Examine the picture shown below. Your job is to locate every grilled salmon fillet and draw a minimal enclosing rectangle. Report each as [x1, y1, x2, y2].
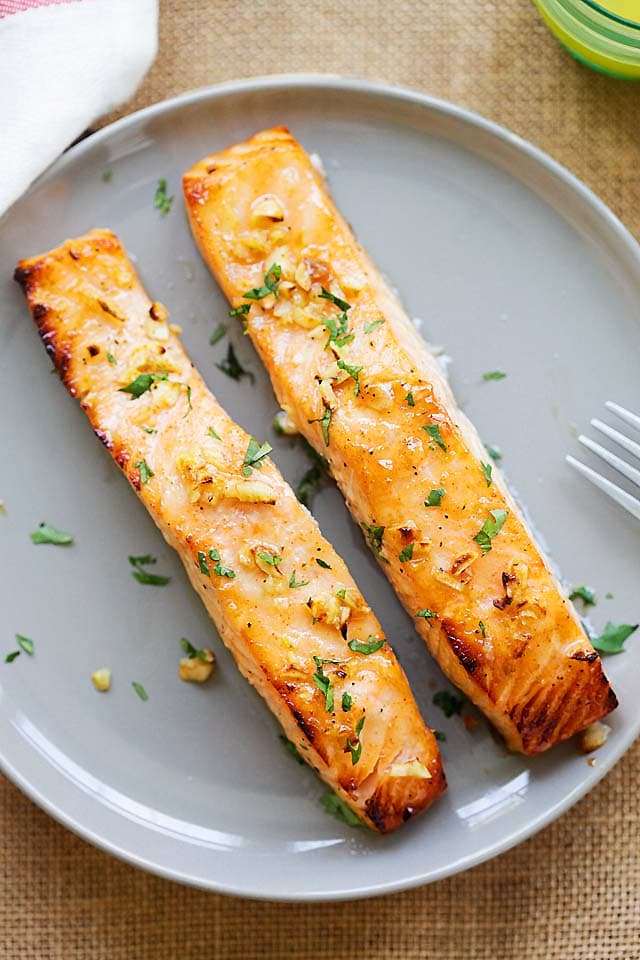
[14, 228, 445, 832]
[183, 128, 617, 754]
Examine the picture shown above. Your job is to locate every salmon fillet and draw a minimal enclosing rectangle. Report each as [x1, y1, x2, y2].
[183, 127, 617, 754]
[14, 228, 445, 832]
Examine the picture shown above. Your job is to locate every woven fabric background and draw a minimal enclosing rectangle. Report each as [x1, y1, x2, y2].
[2, 1, 639, 957]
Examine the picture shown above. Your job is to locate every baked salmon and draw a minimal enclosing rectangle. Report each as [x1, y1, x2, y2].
[14, 228, 445, 832]
[183, 128, 617, 754]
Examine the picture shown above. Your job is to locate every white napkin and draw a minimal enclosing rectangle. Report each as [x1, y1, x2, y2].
[0, 0, 158, 215]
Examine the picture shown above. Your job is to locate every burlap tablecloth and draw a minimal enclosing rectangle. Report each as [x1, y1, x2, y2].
[3, 2, 639, 957]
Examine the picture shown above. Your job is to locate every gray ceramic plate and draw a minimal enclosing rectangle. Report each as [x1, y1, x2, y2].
[1, 76, 639, 901]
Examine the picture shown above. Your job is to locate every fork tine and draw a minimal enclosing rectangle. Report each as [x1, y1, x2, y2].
[566, 455, 640, 520]
[578, 434, 640, 489]
[591, 418, 640, 462]
[606, 401, 640, 434]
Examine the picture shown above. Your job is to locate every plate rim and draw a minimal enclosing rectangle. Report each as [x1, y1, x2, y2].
[1, 73, 639, 901]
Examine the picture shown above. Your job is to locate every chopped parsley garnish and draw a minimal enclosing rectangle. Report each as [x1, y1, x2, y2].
[479, 620, 486, 637]
[198, 550, 210, 575]
[423, 423, 447, 451]
[208, 547, 236, 579]
[16, 634, 34, 656]
[101, 170, 113, 183]
[342, 692, 352, 712]
[399, 543, 414, 562]
[209, 323, 226, 345]
[308, 407, 332, 446]
[606, 592, 614, 599]
[258, 550, 281, 567]
[153, 178, 173, 215]
[434, 730, 447, 742]
[136, 460, 154, 485]
[364, 318, 385, 334]
[5, 651, 20, 664]
[312, 656, 335, 712]
[106, 352, 117, 365]
[289, 570, 309, 588]
[346, 715, 365, 765]
[185, 384, 192, 413]
[590, 621, 638, 655]
[323, 311, 354, 349]
[417, 608, 436, 619]
[295, 449, 328, 507]
[481, 462, 493, 487]
[319, 288, 351, 312]
[131, 569, 171, 587]
[569, 585, 596, 607]
[129, 553, 155, 565]
[336, 359, 363, 396]
[207, 426, 221, 440]
[485, 443, 502, 463]
[482, 370, 507, 381]
[316, 558, 331, 569]
[180, 637, 198, 658]
[242, 437, 272, 475]
[319, 288, 353, 348]
[362, 523, 385, 558]
[405, 390, 415, 406]
[129, 554, 171, 586]
[433, 689, 464, 718]
[474, 509, 509, 556]
[279, 735, 305, 765]
[425, 487, 445, 507]
[30, 523, 73, 546]
[141, 425, 157, 434]
[320, 791, 363, 828]
[229, 303, 251, 317]
[180, 638, 210, 663]
[132, 681, 149, 701]
[347, 737, 363, 766]
[243, 264, 282, 300]
[216, 343, 255, 383]
[119, 372, 168, 398]
[348, 637, 386, 655]
[319, 408, 332, 446]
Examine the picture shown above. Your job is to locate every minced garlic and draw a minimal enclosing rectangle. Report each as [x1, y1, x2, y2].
[177, 453, 276, 507]
[179, 649, 216, 683]
[91, 668, 112, 692]
[577, 721, 611, 754]
[308, 593, 349, 630]
[273, 409, 298, 436]
[389, 760, 432, 780]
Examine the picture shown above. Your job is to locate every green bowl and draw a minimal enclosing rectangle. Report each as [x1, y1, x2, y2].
[535, 0, 640, 77]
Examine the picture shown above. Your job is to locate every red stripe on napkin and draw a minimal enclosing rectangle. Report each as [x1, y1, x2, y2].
[0, 0, 83, 18]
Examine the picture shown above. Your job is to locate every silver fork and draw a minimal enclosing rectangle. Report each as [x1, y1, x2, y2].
[566, 401, 640, 521]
